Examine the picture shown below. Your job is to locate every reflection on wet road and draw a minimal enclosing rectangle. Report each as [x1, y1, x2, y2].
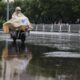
[0, 41, 80, 80]
[0, 42, 32, 80]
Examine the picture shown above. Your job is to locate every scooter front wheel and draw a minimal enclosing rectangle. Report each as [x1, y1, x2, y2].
[12, 37, 16, 42]
[21, 35, 26, 43]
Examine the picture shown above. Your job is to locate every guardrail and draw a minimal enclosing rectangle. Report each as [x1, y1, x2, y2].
[0, 24, 80, 33]
[32, 24, 80, 33]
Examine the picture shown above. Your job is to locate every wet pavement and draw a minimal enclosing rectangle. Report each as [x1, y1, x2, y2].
[0, 41, 80, 80]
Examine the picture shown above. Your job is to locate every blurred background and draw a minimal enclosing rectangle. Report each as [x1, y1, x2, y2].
[0, 0, 80, 27]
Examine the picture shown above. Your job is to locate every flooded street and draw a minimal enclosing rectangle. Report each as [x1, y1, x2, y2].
[0, 39, 80, 80]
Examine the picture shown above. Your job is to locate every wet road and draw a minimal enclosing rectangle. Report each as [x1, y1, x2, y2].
[0, 24, 80, 80]
[0, 41, 80, 80]
[0, 31, 80, 50]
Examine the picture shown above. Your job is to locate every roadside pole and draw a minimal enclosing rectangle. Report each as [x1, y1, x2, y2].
[7, 0, 9, 21]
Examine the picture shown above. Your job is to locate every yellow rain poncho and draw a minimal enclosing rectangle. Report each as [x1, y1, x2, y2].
[3, 12, 32, 33]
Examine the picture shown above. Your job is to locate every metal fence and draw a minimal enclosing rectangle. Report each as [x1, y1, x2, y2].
[0, 24, 80, 33]
[32, 24, 80, 33]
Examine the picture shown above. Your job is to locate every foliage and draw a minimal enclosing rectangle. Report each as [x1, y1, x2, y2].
[0, 17, 5, 27]
[0, 0, 80, 26]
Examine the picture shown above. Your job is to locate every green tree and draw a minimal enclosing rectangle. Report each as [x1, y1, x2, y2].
[0, 0, 80, 25]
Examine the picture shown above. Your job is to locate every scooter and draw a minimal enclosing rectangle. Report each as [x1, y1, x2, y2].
[9, 26, 30, 43]
[3, 17, 32, 43]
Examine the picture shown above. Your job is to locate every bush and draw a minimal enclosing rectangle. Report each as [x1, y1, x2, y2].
[0, 17, 5, 28]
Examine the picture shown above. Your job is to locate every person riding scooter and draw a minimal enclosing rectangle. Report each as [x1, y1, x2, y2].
[3, 6, 32, 42]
